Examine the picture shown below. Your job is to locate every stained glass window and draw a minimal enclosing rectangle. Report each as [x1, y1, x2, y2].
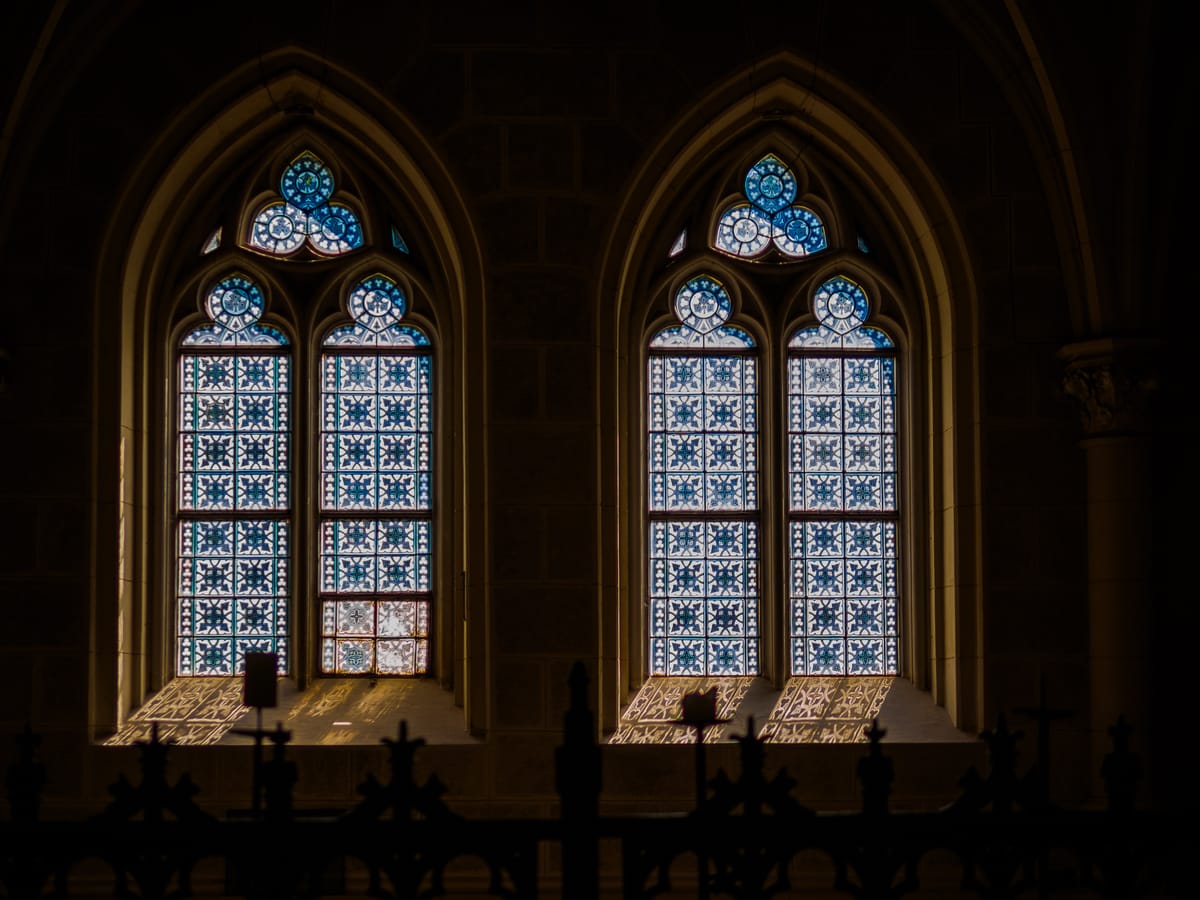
[713, 155, 828, 260]
[177, 274, 290, 676]
[787, 276, 898, 675]
[248, 151, 365, 258]
[320, 274, 432, 675]
[648, 275, 759, 676]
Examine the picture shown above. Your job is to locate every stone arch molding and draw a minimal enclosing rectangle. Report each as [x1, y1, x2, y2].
[91, 52, 487, 735]
[598, 52, 985, 732]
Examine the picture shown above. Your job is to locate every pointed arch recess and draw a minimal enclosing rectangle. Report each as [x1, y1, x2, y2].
[91, 52, 486, 737]
[597, 53, 984, 733]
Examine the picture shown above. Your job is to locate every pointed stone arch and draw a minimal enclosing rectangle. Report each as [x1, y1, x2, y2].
[91, 51, 487, 736]
[597, 52, 984, 733]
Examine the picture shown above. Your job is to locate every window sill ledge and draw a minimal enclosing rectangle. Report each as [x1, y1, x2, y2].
[103, 676, 475, 746]
[608, 675, 971, 744]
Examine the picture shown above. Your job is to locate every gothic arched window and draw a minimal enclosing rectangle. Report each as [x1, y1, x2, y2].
[169, 147, 440, 684]
[637, 150, 902, 705]
[648, 275, 759, 676]
[320, 274, 433, 675]
[788, 276, 898, 676]
[177, 274, 292, 675]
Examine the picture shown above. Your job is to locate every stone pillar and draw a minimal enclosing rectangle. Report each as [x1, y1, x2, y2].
[1059, 338, 1160, 803]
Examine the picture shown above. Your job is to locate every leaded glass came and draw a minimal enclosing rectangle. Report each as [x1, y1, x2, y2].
[648, 274, 759, 676]
[787, 275, 898, 675]
[177, 274, 290, 676]
[320, 274, 432, 675]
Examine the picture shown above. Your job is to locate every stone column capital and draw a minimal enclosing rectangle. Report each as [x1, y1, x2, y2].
[1058, 337, 1162, 436]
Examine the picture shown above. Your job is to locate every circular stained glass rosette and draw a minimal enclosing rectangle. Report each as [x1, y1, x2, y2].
[250, 202, 309, 255]
[674, 275, 731, 335]
[349, 276, 407, 332]
[716, 203, 773, 257]
[771, 206, 827, 257]
[745, 155, 797, 215]
[813, 276, 870, 335]
[309, 203, 364, 256]
[281, 153, 335, 212]
[206, 275, 265, 332]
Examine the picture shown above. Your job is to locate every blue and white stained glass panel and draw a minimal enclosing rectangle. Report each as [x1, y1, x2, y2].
[320, 335, 433, 675]
[789, 520, 897, 675]
[320, 520, 432, 594]
[649, 520, 759, 676]
[321, 353, 433, 511]
[787, 356, 896, 513]
[177, 520, 289, 675]
[324, 324, 430, 347]
[771, 206, 828, 257]
[183, 276, 289, 346]
[250, 202, 309, 255]
[787, 306, 899, 676]
[789, 325, 894, 349]
[649, 325, 755, 349]
[246, 152, 365, 257]
[648, 355, 758, 512]
[309, 203, 364, 256]
[319, 519, 431, 675]
[179, 355, 291, 511]
[281, 152, 335, 210]
[715, 202, 773, 257]
[745, 155, 797, 214]
[711, 154, 828, 261]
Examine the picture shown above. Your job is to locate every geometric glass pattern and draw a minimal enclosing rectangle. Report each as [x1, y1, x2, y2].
[182, 275, 289, 346]
[177, 273, 290, 675]
[177, 520, 289, 676]
[248, 151, 365, 258]
[787, 275, 898, 675]
[713, 154, 828, 260]
[321, 274, 432, 674]
[648, 274, 759, 675]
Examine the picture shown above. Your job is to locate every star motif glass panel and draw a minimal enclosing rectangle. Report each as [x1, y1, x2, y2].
[789, 520, 897, 675]
[649, 520, 759, 675]
[179, 355, 291, 511]
[648, 273, 759, 676]
[177, 275, 290, 678]
[321, 354, 432, 512]
[787, 278, 898, 675]
[320, 277, 432, 676]
[177, 520, 290, 676]
[648, 355, 758, 512]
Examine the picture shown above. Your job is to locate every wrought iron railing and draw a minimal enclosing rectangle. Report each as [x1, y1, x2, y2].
[0, 664, 1180, 899]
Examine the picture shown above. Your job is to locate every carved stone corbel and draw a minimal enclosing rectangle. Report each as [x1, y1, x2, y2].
[1058, 338, 1162, 436]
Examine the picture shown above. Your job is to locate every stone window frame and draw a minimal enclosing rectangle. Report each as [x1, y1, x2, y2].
[602, 93, 983, 738]
[92, 67, 486, 741]
[168, 140, 447, 683]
